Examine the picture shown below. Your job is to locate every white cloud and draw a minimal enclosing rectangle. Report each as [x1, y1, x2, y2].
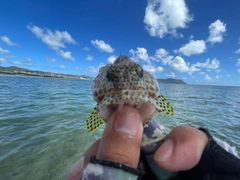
[87, 66, 98, 73]
[13, 61, 21, 65]
[155, 48, 169, 60]
[227, 74, 230, 77]
[165, 72, 175, 78]
[85, 55, 93, 61]
[143, 0, 193, 38]
[235, 49, 240, 54]
[27, 24, 77, 51]
[129, 47, 174, 66]
[129, 47, 150, 62]
[194, 58, 220, 69]
[238, 69, 240, 73]
[58, 50, 74, 61]
[107, 55, 117, 63]
[46, 57, 56, 63]
[143, 64, 164, 73]
[91, 39, 114, 53]
[154, 48, 174, 64]
[12, 58, 33, 66]
[156, 66, 164, 72]
[0, 58, 7, 63]
[82, 46, 90, 51]
[186, 58, 219, 75]
[0, 47, 9, 54]
[27, 24, 77, 61]
[204, 74, 212, 81]
[169, 56, 189, 72]
[125, 47, 222, 77]
[60, 65, 66, 69]
[205, 74, 211, 80]
[177, 40, 206, 56]
[161, 56, 174, 65]
[207, 20, 226, 44]
[237, 59, 240, 67]
[0, 36, 17, 46]
[215, 75, 223, 79]
[128, 47, 209, 75]
[188, 65, 200, 75]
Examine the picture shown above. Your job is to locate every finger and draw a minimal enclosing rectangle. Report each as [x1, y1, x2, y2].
[153, 126, 209, 171]
[97, 105, 143, 168]
[66, 140, 101, 180]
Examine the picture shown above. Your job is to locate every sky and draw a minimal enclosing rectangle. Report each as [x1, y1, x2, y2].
[0, 0, 240, 86]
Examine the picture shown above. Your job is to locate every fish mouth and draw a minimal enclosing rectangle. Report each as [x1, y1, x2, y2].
[97, 100, 157, 124]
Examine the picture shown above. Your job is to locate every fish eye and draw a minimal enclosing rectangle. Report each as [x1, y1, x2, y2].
[136, 64, 144, 77]
[99, 66, 105, 73]
[140, 68, 144, 77]
[105, 65, 112, 79]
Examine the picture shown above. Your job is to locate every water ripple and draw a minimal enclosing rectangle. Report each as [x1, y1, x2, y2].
[0, 77, 240, 179]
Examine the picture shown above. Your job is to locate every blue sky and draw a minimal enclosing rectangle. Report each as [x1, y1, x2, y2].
[0, 0, 240, 86]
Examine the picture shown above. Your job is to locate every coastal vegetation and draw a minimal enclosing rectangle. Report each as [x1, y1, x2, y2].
[0, 66, 94, 80]
[0, 66, 187, 84]
[157, 78, 186, 84]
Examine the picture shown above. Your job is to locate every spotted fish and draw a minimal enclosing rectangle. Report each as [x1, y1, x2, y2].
[86, 55, 174, 133]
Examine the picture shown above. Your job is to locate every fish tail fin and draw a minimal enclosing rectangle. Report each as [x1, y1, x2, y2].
[156, 94, 175, 115]
[86, 106, 104, 133]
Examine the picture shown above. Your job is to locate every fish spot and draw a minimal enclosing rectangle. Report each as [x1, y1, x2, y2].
[94, 90, 97, 97]
[148, 92, 156, 98]
[98, 95, 104, 102]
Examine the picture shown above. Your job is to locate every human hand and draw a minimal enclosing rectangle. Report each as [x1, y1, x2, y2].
[67, 106, 209, 179]
[153, 126, 209, 172]
[67, 105, 143, 180]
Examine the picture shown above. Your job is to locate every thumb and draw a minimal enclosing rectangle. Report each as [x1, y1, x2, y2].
[96, 105, 143, 168]
[153, 126, 209, 171]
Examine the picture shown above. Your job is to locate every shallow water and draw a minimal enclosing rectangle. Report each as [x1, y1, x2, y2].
[0, 76, 239, 179]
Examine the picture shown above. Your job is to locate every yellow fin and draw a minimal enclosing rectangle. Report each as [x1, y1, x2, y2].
[86, 105, 104, 133]
[156, 94, 175, 115]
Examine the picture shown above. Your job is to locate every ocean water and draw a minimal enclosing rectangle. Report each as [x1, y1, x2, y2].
[0, 76, 240, 179]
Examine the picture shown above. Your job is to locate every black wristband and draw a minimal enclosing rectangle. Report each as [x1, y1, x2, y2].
[89, 156, 141, 176]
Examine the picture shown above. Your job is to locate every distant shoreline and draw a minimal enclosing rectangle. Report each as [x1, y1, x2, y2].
[0, 66, 187, 84]
[0, 73, 93, 80]
[157, 78, 187, 84]
[0, 72, 187, 85]
[0, 66, 94, 80]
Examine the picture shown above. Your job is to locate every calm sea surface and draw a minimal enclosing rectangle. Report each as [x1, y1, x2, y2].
[0, 76, 240, 179]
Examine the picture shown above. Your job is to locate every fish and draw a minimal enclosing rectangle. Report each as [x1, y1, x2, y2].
[86, 55, 174, 133]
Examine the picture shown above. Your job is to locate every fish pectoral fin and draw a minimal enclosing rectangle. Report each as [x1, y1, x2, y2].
[156, 94, 175, 115]
[86, 105, 104, 133]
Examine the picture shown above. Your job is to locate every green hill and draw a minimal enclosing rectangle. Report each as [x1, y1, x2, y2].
[157, 78, 187, 84]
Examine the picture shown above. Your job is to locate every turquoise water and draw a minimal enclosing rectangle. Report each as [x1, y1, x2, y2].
[0, 76, 240, 179]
